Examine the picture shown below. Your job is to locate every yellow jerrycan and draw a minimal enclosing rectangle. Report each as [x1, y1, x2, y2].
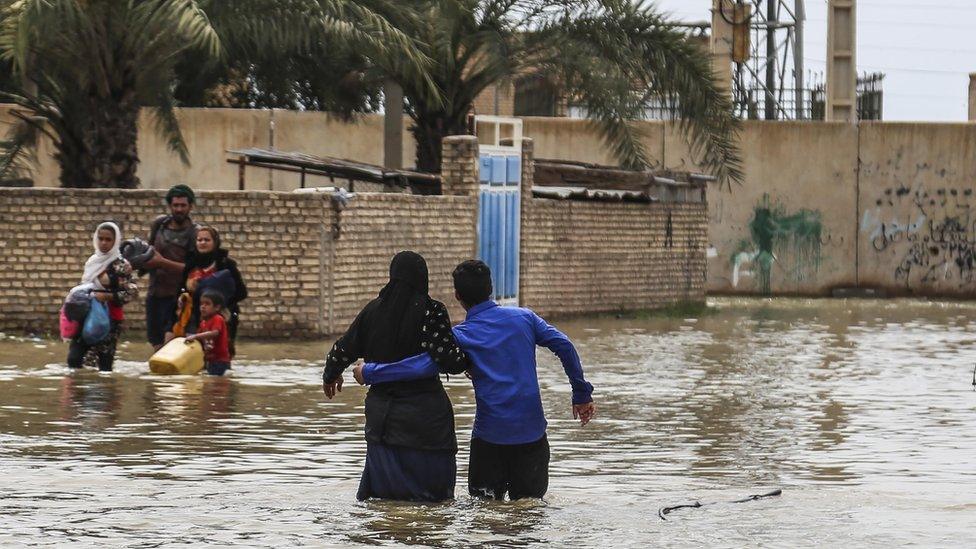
[149, 337, 205, 375]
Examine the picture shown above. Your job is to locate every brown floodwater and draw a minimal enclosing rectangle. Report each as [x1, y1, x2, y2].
[1, 297, 975, 547]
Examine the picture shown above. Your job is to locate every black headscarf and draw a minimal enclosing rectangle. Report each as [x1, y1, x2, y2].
[363, 251, 431, 362]
[185, 227, 226, 269]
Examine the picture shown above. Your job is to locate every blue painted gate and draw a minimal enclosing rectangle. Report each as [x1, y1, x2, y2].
[477, 152, 521, 305]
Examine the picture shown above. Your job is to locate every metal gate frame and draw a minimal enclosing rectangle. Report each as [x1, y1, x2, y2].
[475, 116, 522, 306]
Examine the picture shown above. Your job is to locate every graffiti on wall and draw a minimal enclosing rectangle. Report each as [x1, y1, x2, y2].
[731, 194, 823, 295]
[861, 185, 976, 289]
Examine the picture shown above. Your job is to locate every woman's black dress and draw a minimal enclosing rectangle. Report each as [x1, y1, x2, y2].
[322, 252, 469, 501]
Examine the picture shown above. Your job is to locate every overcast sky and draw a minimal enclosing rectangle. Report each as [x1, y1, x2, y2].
[655, 0, 976, 121]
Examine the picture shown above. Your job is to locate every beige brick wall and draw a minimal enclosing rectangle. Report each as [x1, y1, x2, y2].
[0, 187, 478, 339]
[329, 194, 478, 333]
[472, 82, 516, 117]
[0, 135, 708, 339]
[0, 188, 332, 338]
[520, 199, 707, 317]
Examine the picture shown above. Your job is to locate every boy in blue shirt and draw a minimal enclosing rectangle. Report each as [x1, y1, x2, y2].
[353, 259, 595, 500]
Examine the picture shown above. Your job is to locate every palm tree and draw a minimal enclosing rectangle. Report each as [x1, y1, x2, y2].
[0, 0, 428, 188]
[375, 0, 742, 182]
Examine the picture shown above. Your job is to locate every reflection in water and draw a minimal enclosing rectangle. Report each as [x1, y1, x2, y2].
[1, 298, 976, 546]
[58, 373, 121, 426]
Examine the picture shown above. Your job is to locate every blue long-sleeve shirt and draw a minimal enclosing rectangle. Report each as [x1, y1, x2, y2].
[363, 300, 593, 445]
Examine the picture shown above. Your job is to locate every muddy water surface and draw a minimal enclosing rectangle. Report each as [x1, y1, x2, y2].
[1, 298, 975, 547]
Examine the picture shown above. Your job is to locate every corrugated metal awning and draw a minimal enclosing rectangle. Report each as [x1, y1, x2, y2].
[532, 186, 657, 202]
[226, 148, 440, 192]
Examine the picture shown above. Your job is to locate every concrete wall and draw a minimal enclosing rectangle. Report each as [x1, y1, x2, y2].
[705, 122, 858, 295]
[6, 107, 417, 192]
[11, 104, 976, 297]
[858, 123, 976, 296]
[523, 117, 667, 168]
[138, 109, 270, 191]
[528, 118, 976, 297]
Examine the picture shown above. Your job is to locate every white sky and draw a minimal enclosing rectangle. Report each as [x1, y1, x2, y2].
[655, 0, 976, 121]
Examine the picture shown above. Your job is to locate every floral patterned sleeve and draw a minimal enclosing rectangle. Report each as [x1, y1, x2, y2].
[107, 258, 138, 305]
[421, 300, 471, 375]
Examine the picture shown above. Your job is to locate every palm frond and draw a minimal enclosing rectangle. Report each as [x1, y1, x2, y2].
[148, 89, 190, 165]
[537, 1, 742, 182]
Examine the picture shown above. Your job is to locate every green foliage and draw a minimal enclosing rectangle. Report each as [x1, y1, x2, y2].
[0, 0, 427, 187]
[0, 0, 742, 185]
[0, 0, 223, 186]
[372, 0, 742, 179]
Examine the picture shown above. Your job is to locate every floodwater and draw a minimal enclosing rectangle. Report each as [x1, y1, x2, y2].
[1, 298, 975, 547]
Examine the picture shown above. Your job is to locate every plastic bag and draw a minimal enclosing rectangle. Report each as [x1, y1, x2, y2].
[59, 307, 80, 340]
[196, 269, 237, 304]
[82, 298, 111, 345]
[62, 283, 93, 322]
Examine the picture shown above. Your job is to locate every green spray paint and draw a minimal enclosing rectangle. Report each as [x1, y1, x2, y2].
[731, 194, 823, 294]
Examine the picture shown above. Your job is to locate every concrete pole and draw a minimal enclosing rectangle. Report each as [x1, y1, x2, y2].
[826, 0, 857, 123]
[383, 79, 404, 169]
[710, 0, 735, 95]
[794, 0, 806, 119]
[969, 73, 976, 121]
[765, 0, 777, 120]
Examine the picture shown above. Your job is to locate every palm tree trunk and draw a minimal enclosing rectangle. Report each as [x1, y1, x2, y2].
[59, 98, 140, 188]
[410, 113, 468, 174]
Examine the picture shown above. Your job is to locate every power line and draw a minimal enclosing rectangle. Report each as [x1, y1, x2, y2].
[824, 0, 976, 9]
[883, 92, 965, 100]
[806, 41, 976, 55]
[806, 18, 976, 31]
[856, 1, 976, 10]
[803, 57, 968, 75]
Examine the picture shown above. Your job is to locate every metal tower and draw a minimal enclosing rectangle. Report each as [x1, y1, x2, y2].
[725, 0, 807, 120]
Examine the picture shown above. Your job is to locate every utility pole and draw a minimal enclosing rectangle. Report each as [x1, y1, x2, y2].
[826, 0, 857, 122]
[794, 0, 805, 119]
[383, 80, 404, 169]
[710, 0, 736, 95]
[969, 73, 976, 121]
[765, 0, 777, 120]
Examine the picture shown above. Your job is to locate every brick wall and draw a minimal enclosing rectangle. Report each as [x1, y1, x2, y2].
[516, 136, 707, 317]
[472, 82, 516, 117]
[0, 188, 332, 338]
[329, 194, 478, 332]
[520, 199, 707, 317]
[0, 135, 708, 339]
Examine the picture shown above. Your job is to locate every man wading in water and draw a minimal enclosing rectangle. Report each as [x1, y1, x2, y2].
[356, 259, 595, 500]
[142, 185, 200, 351]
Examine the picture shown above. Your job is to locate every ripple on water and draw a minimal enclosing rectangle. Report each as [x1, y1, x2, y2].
[1, 297, 976, 546]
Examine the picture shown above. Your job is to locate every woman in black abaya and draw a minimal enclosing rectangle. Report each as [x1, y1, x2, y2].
[322, 251, 470, 501]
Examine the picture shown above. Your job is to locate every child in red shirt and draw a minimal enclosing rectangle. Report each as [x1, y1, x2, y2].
[185, 290, 231, 376]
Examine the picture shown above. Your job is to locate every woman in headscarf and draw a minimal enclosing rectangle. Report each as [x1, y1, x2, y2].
[170, 226, 247, 355]
[67, 221, 137, 371]
[322, 251, 471, 502]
